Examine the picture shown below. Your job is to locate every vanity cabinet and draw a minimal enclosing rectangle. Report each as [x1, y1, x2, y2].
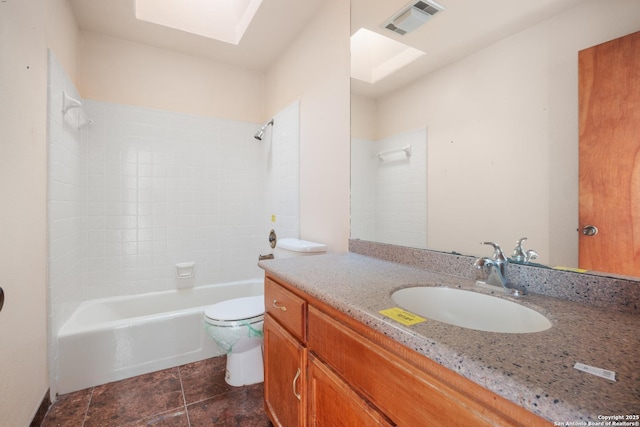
[264, 275, 551, 427]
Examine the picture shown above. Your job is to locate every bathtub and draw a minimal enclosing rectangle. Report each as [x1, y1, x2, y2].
[57, 279, 264, 394]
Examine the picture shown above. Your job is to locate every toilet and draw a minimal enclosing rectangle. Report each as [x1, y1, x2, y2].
[203, 237, 326, 386]
[204, 295, 265, 386]
[275, 237, 328, 258]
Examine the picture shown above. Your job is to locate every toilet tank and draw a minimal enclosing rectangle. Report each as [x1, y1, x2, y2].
[275, 238, 327, 258]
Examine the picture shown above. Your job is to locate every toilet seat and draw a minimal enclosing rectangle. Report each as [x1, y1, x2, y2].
[204, 295, 264, 324]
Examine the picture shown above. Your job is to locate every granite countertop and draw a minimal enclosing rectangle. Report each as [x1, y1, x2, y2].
[259, 253, 640, 424]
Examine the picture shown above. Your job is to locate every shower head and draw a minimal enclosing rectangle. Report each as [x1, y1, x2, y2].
[254, 119, 274, 140]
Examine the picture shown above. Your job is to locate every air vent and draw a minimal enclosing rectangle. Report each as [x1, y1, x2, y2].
[383, 0, 445, 35]
[413, 1, 442, 16]
[384, 22, 407, 36]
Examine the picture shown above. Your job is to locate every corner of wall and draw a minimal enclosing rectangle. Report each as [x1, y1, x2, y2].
[46, 0, 80, 85]
[265, 0, 351, 253]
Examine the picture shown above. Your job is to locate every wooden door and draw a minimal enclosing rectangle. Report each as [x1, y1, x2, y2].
[578, 31, 640, 275]
[263, 314, 307, 427]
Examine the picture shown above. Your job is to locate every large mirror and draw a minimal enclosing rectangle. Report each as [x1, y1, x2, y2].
[350, 0, 640, 277]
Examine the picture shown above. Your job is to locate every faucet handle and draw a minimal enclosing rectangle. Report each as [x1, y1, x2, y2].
[511, 237, 539, 264]
[512, 237, 528, 262]
[525, 249, 539, 263]
[481, 241, 507, 262]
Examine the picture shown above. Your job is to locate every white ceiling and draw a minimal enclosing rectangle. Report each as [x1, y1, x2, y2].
[351, 0, 587, 98]
[69, 0, 588, 99]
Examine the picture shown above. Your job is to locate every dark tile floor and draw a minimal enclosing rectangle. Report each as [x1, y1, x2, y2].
[41, 356, 272, 427]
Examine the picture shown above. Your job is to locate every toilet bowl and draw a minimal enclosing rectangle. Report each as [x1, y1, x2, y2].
[204, 295, 265, 386]
[203, 238, 326, 386]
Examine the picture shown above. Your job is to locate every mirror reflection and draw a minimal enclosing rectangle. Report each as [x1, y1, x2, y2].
[350, 0, 640, 277]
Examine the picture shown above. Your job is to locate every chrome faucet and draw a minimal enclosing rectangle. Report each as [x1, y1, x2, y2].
[511, 237, 539, 264]
[474, 241, 507, 286]
[474, 242, 526, 297]
[481, 241, 507, 274]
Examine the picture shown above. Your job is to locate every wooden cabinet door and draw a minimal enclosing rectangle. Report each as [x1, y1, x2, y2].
[264, 313, 307, 427]
[308, 355, 394, 427]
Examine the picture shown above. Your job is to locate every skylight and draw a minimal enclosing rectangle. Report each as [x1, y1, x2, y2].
[135, 0, 263, 45]
[350, 28, 426, 84]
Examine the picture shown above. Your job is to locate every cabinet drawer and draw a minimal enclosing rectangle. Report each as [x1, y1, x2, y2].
[265, 277, 306, 342]
[308, 306, 542, 427]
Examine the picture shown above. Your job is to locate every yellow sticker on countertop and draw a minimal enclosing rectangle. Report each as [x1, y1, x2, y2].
[554, 266, 588, 273]
[379, 308, 426, 326]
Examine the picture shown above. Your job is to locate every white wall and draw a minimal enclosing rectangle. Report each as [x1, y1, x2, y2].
[265, 0, 351, 252]
[0, 0, 78, 424]
[366, 0, 640, 266]
[351, 93, 377, 141]
[78, 32, 266, 123]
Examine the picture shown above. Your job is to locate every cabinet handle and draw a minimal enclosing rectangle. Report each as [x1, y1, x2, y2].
[292, 368, 301, 401]
[272, 299, 287, 311]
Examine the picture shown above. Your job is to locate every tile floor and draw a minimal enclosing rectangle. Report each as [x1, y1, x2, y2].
[41, 356, 272, 427]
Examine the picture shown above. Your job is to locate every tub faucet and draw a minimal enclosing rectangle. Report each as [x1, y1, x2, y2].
[474, 242, 526, 297]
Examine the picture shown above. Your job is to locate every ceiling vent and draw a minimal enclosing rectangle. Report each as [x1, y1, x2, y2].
[383, 0, 445, 36]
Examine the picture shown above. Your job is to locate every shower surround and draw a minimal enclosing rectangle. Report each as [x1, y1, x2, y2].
[351, 128, 427, 248]
[79, 100, 270, 296]
[47, 52, 299, 397]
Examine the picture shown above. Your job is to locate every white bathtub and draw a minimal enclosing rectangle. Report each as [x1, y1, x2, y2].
[57, 279, 264, 394]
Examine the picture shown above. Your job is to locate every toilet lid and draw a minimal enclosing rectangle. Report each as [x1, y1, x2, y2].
[204, 295, 264, 321]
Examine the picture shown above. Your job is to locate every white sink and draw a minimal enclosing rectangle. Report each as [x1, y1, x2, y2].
[391, 287, 552, 333]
